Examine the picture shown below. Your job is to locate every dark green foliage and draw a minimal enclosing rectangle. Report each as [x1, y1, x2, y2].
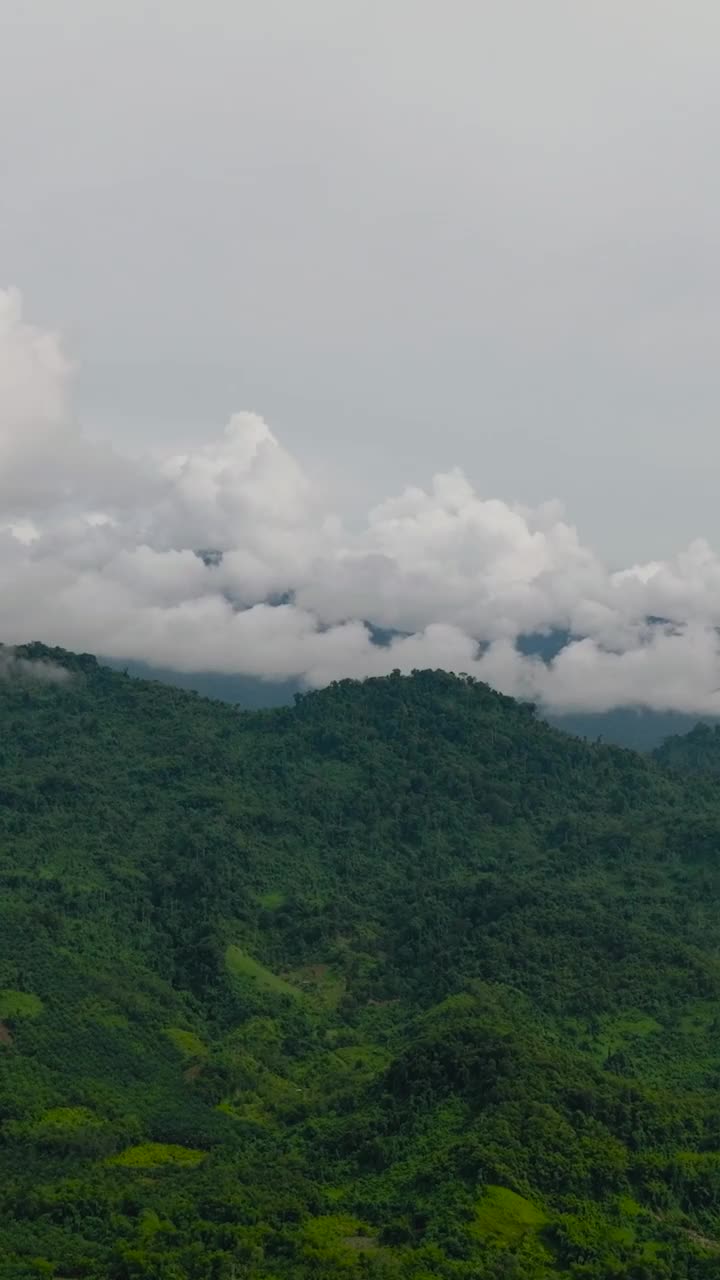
[1, 646, 720, 1277]
[105, 648, 720, 751]
[654, 722, 720, 774]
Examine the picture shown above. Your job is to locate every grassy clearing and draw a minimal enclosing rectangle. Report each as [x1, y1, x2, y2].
[609, 1224, 635, 1246]
[109, 1142, 206, 1169]
[164, 1027, 208, 1059]
[258, 890, 287, 910]
[301, 1215, 376, 1267]
[225, 945, 301, 1000]
[25, 1107, 109, 1149]
[0, 990, 43, 1019]
[471, 1186, 547, 1243]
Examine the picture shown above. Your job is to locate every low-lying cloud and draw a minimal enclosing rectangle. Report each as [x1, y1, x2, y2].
[3, 287, 720, 714]
[0, 647, 70, 684]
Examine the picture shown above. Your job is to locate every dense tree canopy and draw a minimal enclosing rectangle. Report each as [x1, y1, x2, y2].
[1, 646, 720, 1277]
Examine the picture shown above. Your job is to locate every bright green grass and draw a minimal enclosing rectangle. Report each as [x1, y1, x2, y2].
[221, 1098, 272, 1128]
[29, 1107, 107, 1145]
[301, 1214, 376, 1267]
[0, 990, 43, 1019]
[258, 890, 287, 910]
[609, 1225, 635, 1246]
[164, 1027, 207, 1059]
[109, 1142, 206, 1169]
[225, 945, 300, 999]
[641, 1241, 664, 1262]
[36, 1106, 100, 1131]
[674, 1149, 720, 1167]
[471, 1186, 547, 1243]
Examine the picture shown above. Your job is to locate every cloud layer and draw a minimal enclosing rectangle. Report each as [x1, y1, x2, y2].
[3, 288, 720, 714]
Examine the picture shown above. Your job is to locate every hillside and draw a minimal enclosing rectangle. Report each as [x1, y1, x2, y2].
[108, 655, 720, 751]
[1, 648, 720, 1278]
[653, 722, 720, 775]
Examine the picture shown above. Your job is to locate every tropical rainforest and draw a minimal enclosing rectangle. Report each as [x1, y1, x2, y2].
[112, 653, 719, 750]
[2, 645, 720, 1278]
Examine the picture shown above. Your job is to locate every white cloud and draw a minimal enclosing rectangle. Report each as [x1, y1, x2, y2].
[0, 289, 152, 517]
[5, 288, 720, 713]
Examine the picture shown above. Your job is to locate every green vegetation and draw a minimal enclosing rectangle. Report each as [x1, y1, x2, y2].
[471, 1186, 548, 1242]
[164, 1027, 208, 1059]
[225, 944, 302, 999]
[0, 990, 43, 1019]
[654, 720, 720, 772]
[258, 888, 287, 910]
[109, 1142, 207, 1169]
[2, 644, 720, 1276]
[301, 1216, 377, 1270]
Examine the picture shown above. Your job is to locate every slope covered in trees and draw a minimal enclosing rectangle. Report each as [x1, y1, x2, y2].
[1, 647, 720, 1278]
[653, 722, 720, 775]
[109, 654, 720, 750]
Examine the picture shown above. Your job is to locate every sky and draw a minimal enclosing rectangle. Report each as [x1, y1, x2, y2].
[4, 2, 720, 712]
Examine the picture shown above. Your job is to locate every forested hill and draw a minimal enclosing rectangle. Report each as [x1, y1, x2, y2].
[108, 654, 720, 749]
[653, 721, 720, 775]
[3, 647, 720, 1278]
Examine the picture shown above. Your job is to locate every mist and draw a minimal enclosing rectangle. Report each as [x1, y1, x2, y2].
[0, 645, 70, 684]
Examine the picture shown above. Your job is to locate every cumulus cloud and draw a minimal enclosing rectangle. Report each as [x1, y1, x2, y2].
[4, 288, 720, 713]
[0, 289, 156, 519]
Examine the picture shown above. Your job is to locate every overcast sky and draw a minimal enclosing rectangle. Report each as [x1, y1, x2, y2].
[2, 1, 720, 563]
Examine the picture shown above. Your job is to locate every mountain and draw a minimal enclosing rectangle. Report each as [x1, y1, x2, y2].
[2, 646, 720, 1277]
[108, 656, 299, 708]
[106, 635, 720, 751]
[653, 721, 720, 774]
[545, 707, 718, 751]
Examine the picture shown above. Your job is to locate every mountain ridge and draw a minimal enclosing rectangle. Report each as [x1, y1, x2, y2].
[102, 648, 720, 751]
